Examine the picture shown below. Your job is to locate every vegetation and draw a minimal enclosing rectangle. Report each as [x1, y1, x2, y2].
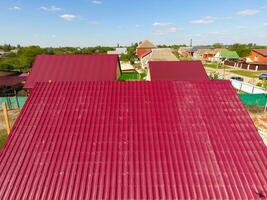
[205, 62, 230, 69]
[0, 131, 7, 149]
[120, 43, 138, 64]
[229, 69, 262, 78]
[208, 72, 220, 80]
[120, 72, 146, 81]
[0, 44, 116, 71]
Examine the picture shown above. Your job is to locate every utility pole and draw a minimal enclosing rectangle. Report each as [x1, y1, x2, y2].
[190, 39, 193, 47]
[2, 102, 11, 135]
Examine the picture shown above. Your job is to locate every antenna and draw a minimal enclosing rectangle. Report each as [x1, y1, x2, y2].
[190, 39, 193, 47]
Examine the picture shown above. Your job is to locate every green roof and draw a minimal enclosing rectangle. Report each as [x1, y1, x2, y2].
[220, 50, 239, 59]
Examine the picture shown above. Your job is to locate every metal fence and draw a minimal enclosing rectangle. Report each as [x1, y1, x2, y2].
[230, 79, 267, 94]
[0, 97, 27, 110]
[224, 60, 267, 71]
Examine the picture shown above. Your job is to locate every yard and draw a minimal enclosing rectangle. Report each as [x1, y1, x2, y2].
[228, 69, 264, 78]
[205, 62, 231, 70]
[120, 72, 146, 81]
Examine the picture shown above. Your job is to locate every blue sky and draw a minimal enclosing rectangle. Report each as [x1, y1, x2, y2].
[0, 0, 267, 47]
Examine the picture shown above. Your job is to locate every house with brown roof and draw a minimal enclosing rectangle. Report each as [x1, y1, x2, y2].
[140, 48, 179, 69]
[246, 49, 267, 64]
[136, 40, 156, 58]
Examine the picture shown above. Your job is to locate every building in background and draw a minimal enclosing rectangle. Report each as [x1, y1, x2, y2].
[245, 49, 267, 64]
[213, 50, 240, 63]
[107, 47, 127, 55]
[136, 40, 156, 58]
[141, 48, 178, 69]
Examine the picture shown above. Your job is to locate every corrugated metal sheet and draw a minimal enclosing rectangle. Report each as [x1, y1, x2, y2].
[0, 81, 267, 199]
[24, 54, 120, 89]
[149, 61, 209, 81]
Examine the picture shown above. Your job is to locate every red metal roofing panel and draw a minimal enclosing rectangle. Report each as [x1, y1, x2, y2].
[24, 54, 119, 89]
[0, 81, 267, 199]
[149, 61, 209, 81]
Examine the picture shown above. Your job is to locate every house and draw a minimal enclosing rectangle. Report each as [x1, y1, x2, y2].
[136, 40, 156, 58]
[24, 54, 121, 89]
[178, 46, 191, 57]
[140, 48, 179, 69]
[192, 49, 211, 60]
[0, 81, 267, 199]
[0, 49, 6, 58]
[147, 61, 208, 81]
[245, 49, 267, 64]
[107, 47, 127, 55]
[213, 50, 239, 63]
[187, 46, 211, 57]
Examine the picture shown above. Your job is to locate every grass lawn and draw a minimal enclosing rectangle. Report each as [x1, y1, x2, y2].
[120, 72, 146, 81]
[0, 131, 7, 149]
[205, 63, 230, 69]
[229, 70, 263, 78]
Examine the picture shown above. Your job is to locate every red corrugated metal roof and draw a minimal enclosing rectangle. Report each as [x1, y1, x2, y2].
[24, 54, 120, 89]
[149, 61, 209, 81]
[0, 81, 267, 199]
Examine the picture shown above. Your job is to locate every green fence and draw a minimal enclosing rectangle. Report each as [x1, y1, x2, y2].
[0, 97, 27, 109]
[239, 94, 267, 107]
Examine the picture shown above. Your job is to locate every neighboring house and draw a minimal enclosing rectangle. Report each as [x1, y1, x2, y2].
[136, 40, 156, 58]
[1, 81, 267, 199]
[107, 47, 127, 55]
[187, 46, 211, 57]
[178, 46, 191, 57]
[245, 49, 267, 64]
[141, 48, 178, 69]
[201, 48, 227, 61]
[147, 61, 208, 81]
[193, 49, 210, 60]
[213, 50, 239, 63]
[24, 54, 121, 89]
[0, 49, 6, 58]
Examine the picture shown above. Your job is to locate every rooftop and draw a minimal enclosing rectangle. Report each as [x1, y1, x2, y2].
[253, 49, 267, 57]
[24, 54, 120, 89]
[137, 40, 156, 49]
[149, 61, 208, 81]
[0, 81, 266, 199]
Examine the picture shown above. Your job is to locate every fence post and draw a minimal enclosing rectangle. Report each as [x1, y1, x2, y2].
[2, 102, 11, 135]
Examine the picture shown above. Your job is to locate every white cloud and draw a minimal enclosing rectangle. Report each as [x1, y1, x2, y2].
[152, 22, 179, 35]
[237, 9, 260, 16]
[60, 14, 77, 21]
[40, 5, 62, 12]
[191, 16, 215, 24]
[10, 6, 21, 10]
[264, 22, 267, 26]
[153, 22, 173, 27]
[91, 1, 102, 4]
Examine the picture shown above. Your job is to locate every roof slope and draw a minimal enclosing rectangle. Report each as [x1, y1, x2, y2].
[220, 50, 240, 59]
[149, 61, 208, 81]
[1, 81, 267, 199]
[253, 49, 267, 57]
[24, 54, 119, 89]
[145, 48, 179, 61]
[137, 40, 156, 49]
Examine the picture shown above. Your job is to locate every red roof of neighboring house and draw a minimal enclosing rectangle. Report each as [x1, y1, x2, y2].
[149, 61, 208, 81]
[24, 54, 120, 89]
[0, 81, 267, 200]
[0, 76, 26, 86]
[253, 49, 267, 57]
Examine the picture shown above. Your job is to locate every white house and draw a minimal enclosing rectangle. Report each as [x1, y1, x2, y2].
[108, 47, 127, 55]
